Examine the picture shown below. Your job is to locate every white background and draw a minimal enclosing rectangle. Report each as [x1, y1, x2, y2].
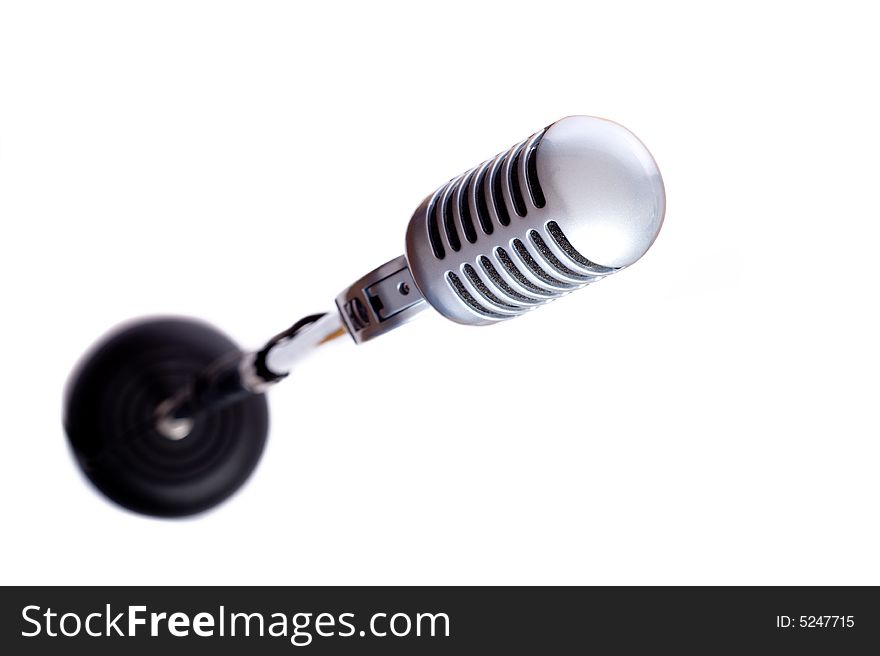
[1, 1, 878, 585]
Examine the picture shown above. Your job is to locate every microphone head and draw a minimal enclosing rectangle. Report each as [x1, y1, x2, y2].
[404, 116, 665, 325]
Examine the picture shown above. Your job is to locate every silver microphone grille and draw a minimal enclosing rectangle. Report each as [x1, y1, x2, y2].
[404, 115, 665, 325]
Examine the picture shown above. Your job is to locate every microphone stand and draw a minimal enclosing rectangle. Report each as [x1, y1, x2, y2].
[153, 252, 430, 440]
[153, 312, 345, 441]
[64, 255, 425, 517]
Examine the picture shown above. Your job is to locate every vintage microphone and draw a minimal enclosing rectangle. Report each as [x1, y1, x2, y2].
[64, 116, 666, 517]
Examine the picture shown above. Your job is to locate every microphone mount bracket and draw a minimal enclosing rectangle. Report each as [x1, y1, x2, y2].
[335, 255, 427, 344]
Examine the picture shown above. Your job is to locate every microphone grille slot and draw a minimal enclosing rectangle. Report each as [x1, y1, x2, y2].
[427, 196, 446, 260]
[474, 164, 494, 236]
[458, 170, 478, 244]
[489, 153, 511, 227]
[546, 221, 617, 274]
[442, 181, 462, 252]
[525, 135, 546, 208]
[446, 271, 507, 319]
[508, 142, 528, 218]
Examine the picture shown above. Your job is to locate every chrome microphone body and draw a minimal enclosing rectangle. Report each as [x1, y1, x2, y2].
[337, 115, 665, 343]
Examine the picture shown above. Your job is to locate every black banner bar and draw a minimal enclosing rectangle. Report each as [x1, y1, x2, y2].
[2, 586, 877, 654]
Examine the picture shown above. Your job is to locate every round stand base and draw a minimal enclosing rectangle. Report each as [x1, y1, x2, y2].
[64, 317, 269, 517]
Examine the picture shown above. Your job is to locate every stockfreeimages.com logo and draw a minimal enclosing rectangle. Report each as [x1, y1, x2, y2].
[22, 605, 450, 647]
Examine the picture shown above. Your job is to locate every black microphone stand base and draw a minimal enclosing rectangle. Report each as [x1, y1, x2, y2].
[64, 317, 269, 518]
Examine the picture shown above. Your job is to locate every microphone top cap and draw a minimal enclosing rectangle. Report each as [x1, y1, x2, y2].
[539, 115, 664, 269]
